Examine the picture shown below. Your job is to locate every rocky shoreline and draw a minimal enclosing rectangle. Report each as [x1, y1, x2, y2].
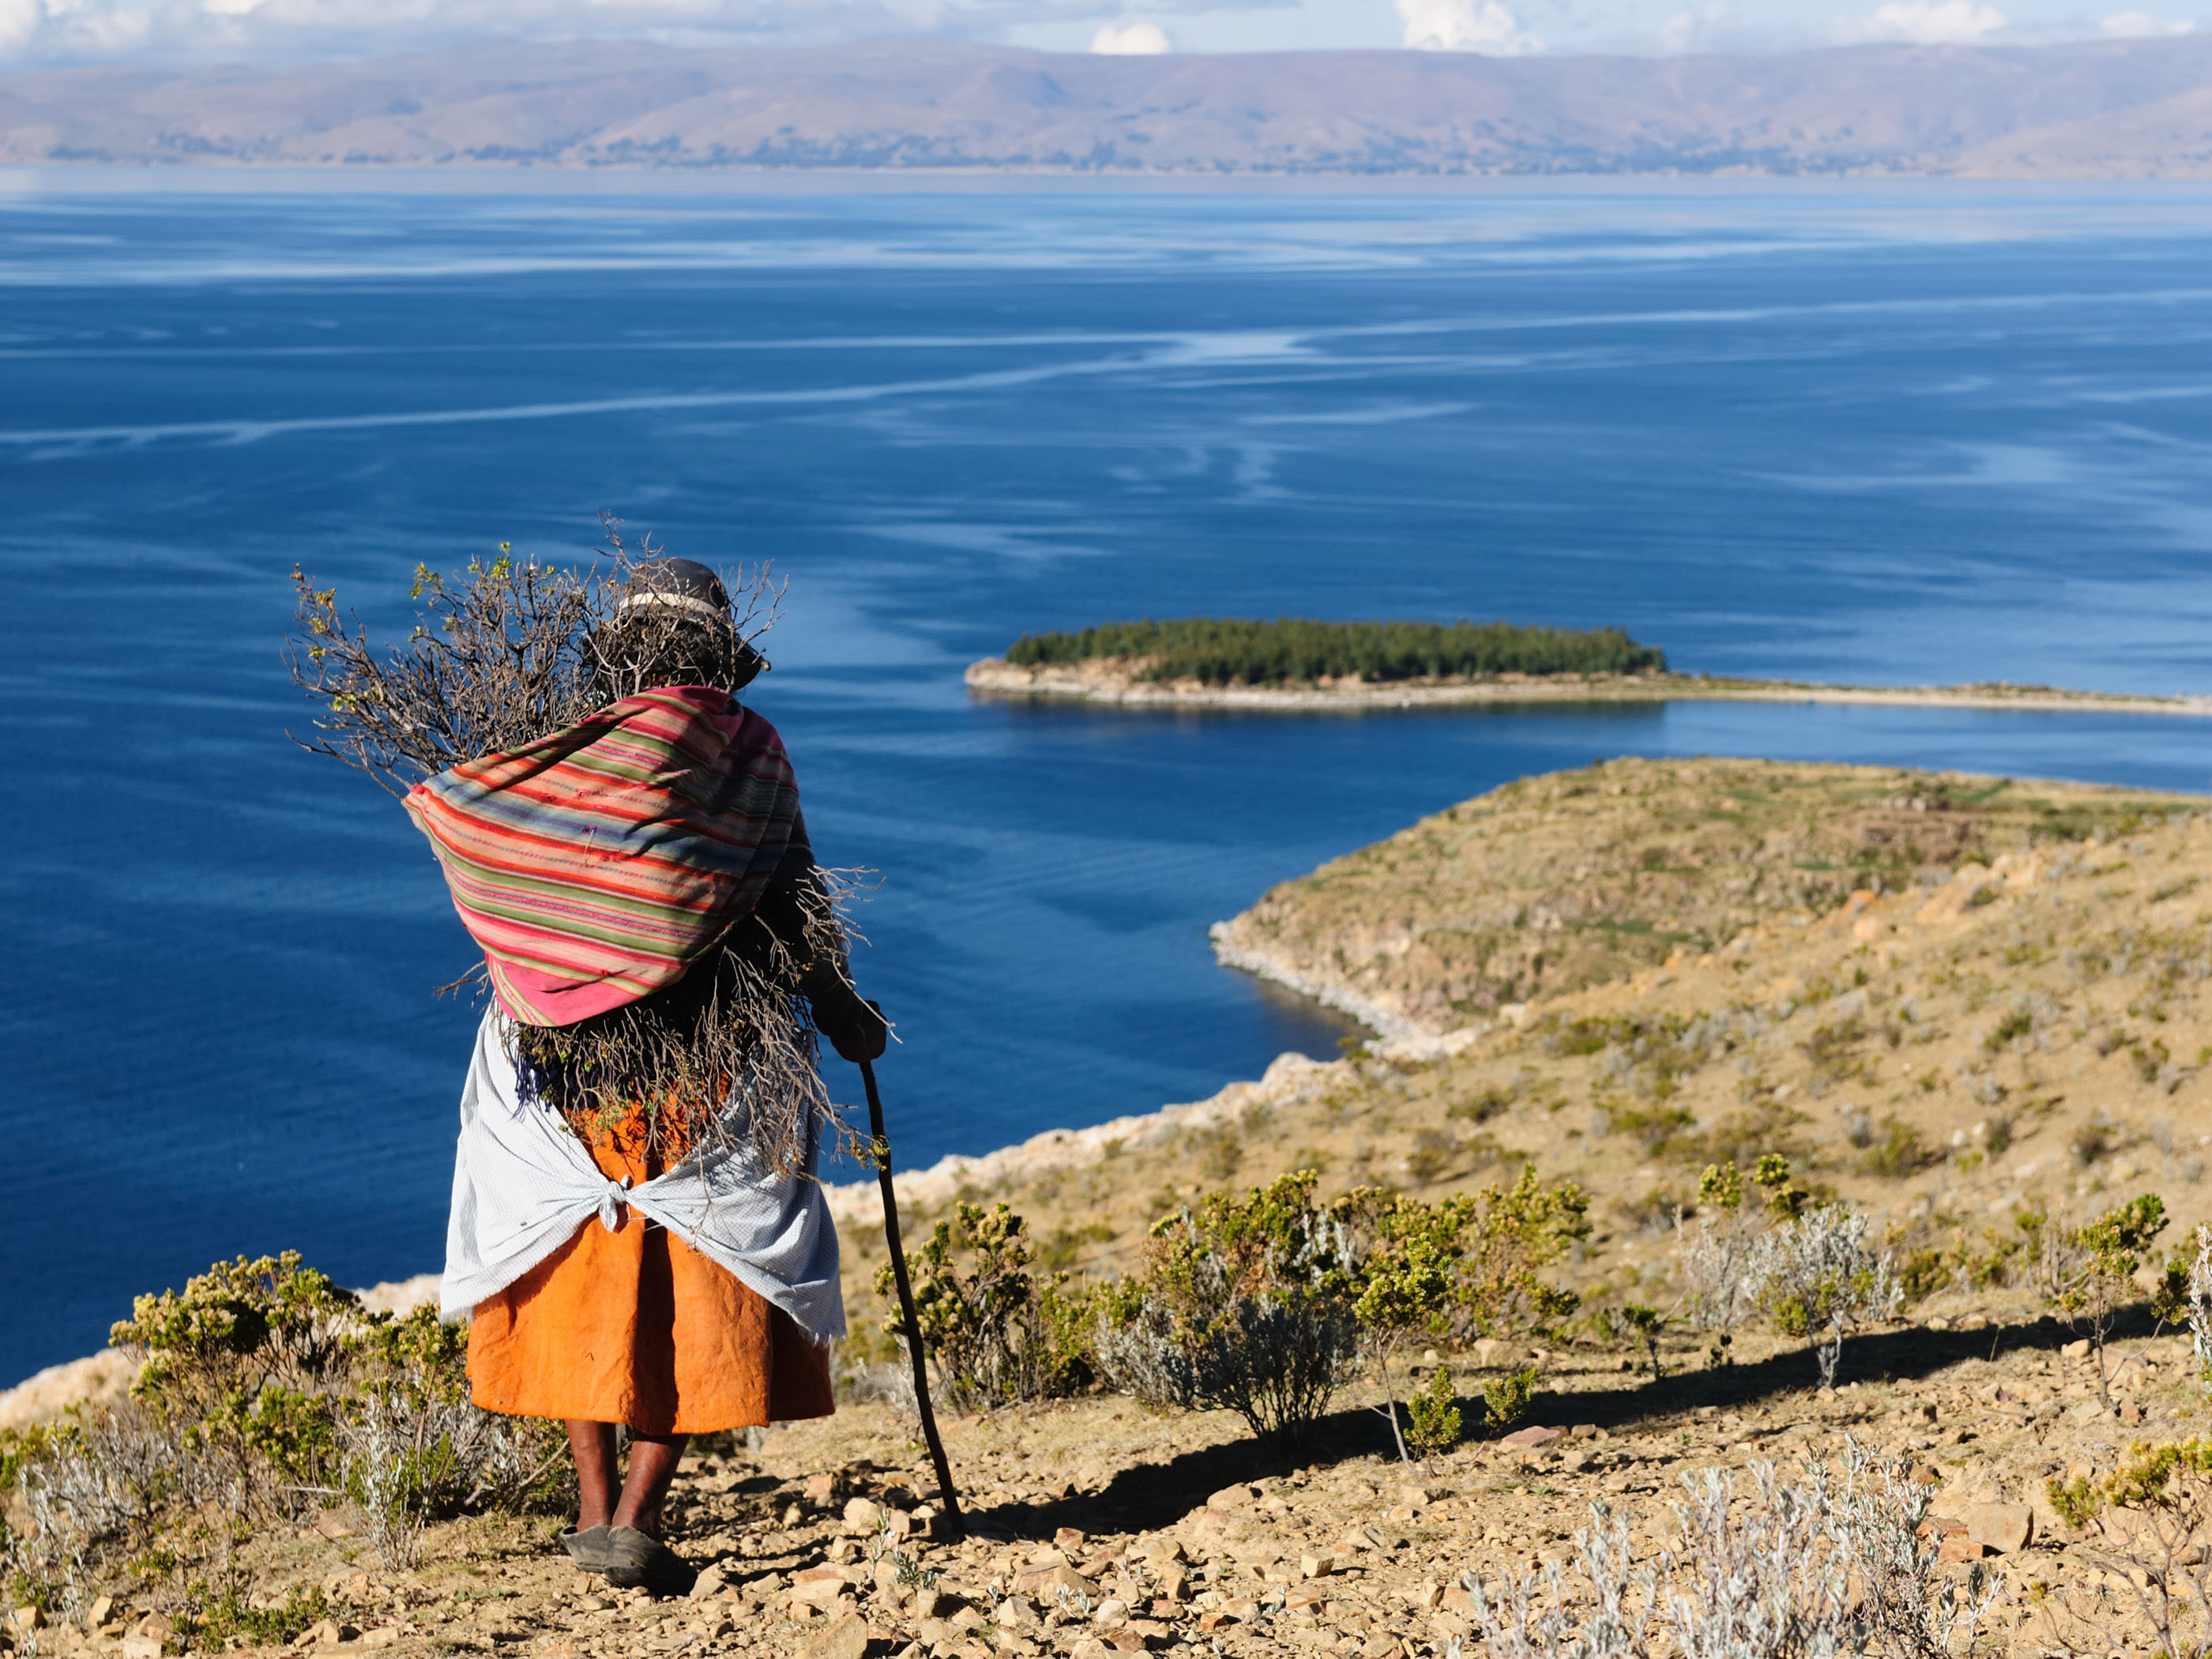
[1205, 927, 1426, 1039]
[965, 657, 2212, 717]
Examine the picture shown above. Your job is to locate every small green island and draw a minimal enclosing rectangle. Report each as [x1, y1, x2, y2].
[969, 615, 2212, 717]
[1003, 616, 1665, 685]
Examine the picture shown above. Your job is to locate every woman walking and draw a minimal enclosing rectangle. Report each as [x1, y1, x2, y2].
[299, 550, 882, 1593]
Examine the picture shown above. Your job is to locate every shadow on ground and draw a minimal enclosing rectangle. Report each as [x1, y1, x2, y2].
[957, 1307, 2141, 1541]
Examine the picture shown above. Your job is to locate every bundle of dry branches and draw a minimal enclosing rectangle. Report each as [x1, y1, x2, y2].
[287, 516, 780, 795]
[288, 517, 858, 1173]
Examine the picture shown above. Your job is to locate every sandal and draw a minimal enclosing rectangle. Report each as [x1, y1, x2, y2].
[560, 1525, 613, 1574]
[602, 1525, 698, 1595]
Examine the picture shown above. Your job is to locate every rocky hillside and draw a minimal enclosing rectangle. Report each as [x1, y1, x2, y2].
[1210, 757, 2204, 1036]
[840, 757, 2212, 1319]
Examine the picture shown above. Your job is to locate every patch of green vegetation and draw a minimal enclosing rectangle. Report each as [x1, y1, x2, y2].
[1684, 1102, 1809, 1170]
[1446, 1085, 1513, 1125]
[189, 1582, 340, 1650]
[1189, 1124, 1243, 1183]
[1544, 1012, 1691, 1058]
[1003, 617, 1666, 686]
[1405, 1130, 1458, 1185]
[1856, 1115, 1939, 1179]
[1604, 1102, 1697, 1156]
[1036, 1221, 1116, 1273]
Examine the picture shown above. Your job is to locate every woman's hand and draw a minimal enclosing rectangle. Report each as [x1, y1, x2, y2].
[829, 999, 889, 1064]
[799, 960, 889, 1063]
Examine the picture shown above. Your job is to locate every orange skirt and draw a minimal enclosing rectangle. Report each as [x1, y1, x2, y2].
[468, 1107, 833, 1435]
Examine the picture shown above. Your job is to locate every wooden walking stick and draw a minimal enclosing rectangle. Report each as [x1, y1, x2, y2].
[859, 1057, 966, 1542]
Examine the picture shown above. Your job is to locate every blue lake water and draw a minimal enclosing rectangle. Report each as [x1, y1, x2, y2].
[6, 173, 2212, 1379]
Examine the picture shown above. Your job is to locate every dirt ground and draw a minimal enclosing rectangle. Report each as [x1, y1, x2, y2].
[25, 1317, 2203, 1658]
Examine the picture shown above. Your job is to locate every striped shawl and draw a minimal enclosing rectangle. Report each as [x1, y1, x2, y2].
[404, 687, 803, 1028]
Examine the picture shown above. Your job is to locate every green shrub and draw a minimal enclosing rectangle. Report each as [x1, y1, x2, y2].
[1190, 1124, 1244, 1183]
[1453, 1164, 1592, 1340]
[1604, 1102, 1696, 1156]
[110, 1251, 356, 1492]
[187, 1582, 338, 1649]
[1621, 1304, 1666, 1379]
[1003, 617, 1665, 686]
[1896, 1247, 1951, 1303]
[1744, 1203, 1901, 1387]
[1688, 1103, 1809, 1172]
[1447, 1086, 1512, 1125]
[876, 1202, 1097, 1411]
[1097, 1172, 1359, 1446]
[1094, 1168, 1586, 1451]
[0, 1424, 56, 1495]
[2057, 1193, 2169, 1407]
[337, 1306, 570, 1570]
[2174, 1224, 2212, 1398]
[1479, 1366, 1539, 1435]
[1674, 1159, 1770, 1330]
[6, 1252, 570, 1611]
[1405, 1129, 1456, 1185]
[2071, 1119, 2119, 1166]
[1984, 1009, 2034, 1051]
[1751, 1152, 1814, 1219]
[1405, 1366, 1463, 1460]
[2043, 1437, 2212, 1655]
[1, 1401, 191, 1616]
[1338, 1190, 1465, 1463]
[1035, 1221, 1115, 1273]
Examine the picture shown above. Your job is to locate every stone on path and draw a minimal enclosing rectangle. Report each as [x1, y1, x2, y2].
[802, 1611, 872, 1659]
[1961, 1503, 2033, 1554]
[1498, 1426, 1560, 1449]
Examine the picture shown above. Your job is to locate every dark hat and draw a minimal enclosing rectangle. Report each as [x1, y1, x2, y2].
[612, 558, 769, 689]
[616, 558, 731, 627]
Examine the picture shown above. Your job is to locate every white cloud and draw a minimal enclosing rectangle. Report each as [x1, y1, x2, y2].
[1832, 0, 2007, 42]
[0, 0, 42, 51]
[2100, 9, 2193, 33]
[1657, 0, 1733, 51]
[0, 0, 2186, 66]
[1089, 17, 1168, 51]
[1396, 0, 1539, 52]
[0, 0, 991, 62]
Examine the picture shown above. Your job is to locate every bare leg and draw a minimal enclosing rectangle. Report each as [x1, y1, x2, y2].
[613, 1431, 688, 1539]
[566, 1420, 619, 1531]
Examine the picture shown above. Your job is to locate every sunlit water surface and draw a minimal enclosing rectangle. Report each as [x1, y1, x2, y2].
[5, 174, 2212, 1375]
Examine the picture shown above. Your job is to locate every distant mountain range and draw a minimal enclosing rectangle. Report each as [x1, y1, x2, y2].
[6, 36, 2212, 175]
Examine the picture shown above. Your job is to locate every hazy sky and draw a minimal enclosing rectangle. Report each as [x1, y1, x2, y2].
[0, 0, 2199, 66]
